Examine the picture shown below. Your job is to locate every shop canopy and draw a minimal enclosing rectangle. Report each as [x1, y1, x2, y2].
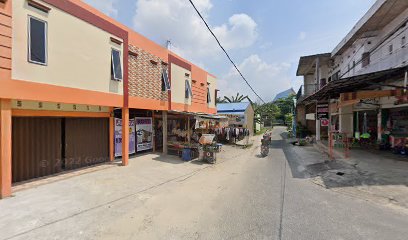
[300, 67, 407, 103]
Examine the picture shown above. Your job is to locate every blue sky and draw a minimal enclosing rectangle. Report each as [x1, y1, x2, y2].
[85, 0, 376, 102]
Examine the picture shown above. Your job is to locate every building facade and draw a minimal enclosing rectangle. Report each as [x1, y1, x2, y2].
[295, 0, 408, 146]
[217, 102, 254, 135]
[0, 0, 218, 198]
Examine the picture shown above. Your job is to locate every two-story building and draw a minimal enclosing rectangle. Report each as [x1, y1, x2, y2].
[295, 0, 408, 148]
[295, 53, 331, 139]
[0, 0, 217, 198]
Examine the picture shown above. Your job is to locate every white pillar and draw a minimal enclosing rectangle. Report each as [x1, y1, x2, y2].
[316, 113, 321, 141]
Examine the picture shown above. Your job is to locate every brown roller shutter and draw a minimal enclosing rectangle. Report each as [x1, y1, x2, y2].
[64, 118, 109, 170]
[12, 117, 62, 183]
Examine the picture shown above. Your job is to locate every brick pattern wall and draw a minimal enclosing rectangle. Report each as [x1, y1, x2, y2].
[128, 44, 168, 101]
[0, 1, 12, 80]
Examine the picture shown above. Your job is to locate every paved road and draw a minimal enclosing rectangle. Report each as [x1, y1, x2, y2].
[1, 127, 407, 240]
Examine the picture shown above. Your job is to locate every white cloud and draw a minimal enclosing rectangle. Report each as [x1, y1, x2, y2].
[213, 14, 258, 49]
[132, 0, 257, 62]
[299, 31, 306, 40]
[84, 0, 118, 17]
[219, 55, 292, 103]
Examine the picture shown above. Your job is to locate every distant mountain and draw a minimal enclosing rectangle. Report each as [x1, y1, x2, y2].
[273, 88, 295, 101]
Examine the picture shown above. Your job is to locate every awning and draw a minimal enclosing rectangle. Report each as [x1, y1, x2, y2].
[300, 67, 407, 103]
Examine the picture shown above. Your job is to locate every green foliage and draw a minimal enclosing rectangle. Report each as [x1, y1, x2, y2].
[223, 93, 251, 103]
[254, 102, 280, 124]
[274, 94, 295, 121]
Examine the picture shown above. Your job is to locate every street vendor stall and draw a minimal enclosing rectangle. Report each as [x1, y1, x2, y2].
[165, 111, 199, 160]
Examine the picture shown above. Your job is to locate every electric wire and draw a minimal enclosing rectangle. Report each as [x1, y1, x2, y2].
[187, 0, 266, 104]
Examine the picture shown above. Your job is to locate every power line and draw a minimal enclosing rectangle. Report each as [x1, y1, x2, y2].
[187, 0, 266, 104]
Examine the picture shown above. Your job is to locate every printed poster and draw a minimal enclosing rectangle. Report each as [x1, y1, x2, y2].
[136, 117, 153, 152]
[114, 118, 136, 157]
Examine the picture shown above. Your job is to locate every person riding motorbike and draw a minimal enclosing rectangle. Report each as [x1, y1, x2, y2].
[260, 132, 271, 157]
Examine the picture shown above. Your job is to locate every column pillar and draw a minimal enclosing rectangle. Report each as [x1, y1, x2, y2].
[162, 111, 168, 155]
[109, 115, 114, 161]
[152, 111, 156, 152]
[316, 103, 321, 141]
[122, 108, 129, 166]
[187, 116, 191, 145]
[0, 99, 12, 198]
[377, 109, 382, 142]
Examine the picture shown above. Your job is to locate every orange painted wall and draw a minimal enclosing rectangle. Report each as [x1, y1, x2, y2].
[128, 96, 168, 111]
[6, 0, 217, 114]
[1, 79, 123, 107]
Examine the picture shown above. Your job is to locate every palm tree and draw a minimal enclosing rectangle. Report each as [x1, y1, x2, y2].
[216, 97, 226, 104]
[223, 93, 251, 103]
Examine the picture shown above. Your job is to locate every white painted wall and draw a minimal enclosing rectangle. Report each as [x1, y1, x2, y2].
[207, 75, 217, 109]
[334, 8, 408, 79]
[171, 63, 192, 105]
[12, 0, 124, 94]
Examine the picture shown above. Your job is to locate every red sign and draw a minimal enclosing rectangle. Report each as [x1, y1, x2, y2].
[321, 119, 329, 127]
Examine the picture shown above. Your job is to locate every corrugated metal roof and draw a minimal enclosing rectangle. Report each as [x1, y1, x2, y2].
[217, 102, 250, 113]
[217, 111, 245, 115]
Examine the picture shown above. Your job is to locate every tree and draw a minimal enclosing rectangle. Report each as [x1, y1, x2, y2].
[274, 94, 295, 121]
[254, 102, 281, 124]
[223, 93, 251, 103]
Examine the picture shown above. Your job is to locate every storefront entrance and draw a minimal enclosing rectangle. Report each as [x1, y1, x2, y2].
[12, 117, 109, 183]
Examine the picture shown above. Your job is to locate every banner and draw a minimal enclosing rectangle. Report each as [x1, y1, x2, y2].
[129, 119, 136, 154]
[136, 117, 153, 152]
[114, 118, 136, 157]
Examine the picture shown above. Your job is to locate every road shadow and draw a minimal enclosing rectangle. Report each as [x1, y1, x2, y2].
[278, 132, 408, 189]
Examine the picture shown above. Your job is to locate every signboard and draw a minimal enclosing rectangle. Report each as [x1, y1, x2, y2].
[306, 113, 315, 120]
[136, 117, 153, 152]
[321, 118, 329, 127]
[114, 118, 136, 157]
[317, 104, 329, 120]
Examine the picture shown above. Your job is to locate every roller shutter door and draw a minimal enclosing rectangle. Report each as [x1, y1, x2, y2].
[64, 118, 109, 170]
[12, 117, 62, 183]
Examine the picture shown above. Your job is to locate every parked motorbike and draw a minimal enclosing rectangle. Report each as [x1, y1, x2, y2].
[260, 133, 271, 157]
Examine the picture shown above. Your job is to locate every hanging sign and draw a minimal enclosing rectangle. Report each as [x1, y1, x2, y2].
[317, 104, 329, 120]
[114, 118, 136, 157]
[136, 117, 153, 152]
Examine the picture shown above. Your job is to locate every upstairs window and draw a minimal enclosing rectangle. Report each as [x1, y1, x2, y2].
[362, 52, 370, 67]
[402, 36, 406, 48]
[161, 68, 170, 91]
[207, 87, 211, 103]
[185, 80, 193, 99]
[388, 44, 393, 55]
[28, 16, 47, 65]
[111, 49, 122, 81]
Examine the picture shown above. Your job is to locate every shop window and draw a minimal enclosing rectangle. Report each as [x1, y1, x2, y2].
[207, 87, 211, 103]
[161, 68, 170, 91]
[111, 49, 122, 81]
[28, 16, 47, 65]
[185, 80, 193, 99]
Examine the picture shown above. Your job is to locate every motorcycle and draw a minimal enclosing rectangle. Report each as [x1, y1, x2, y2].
[260, 133, 271, 157]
